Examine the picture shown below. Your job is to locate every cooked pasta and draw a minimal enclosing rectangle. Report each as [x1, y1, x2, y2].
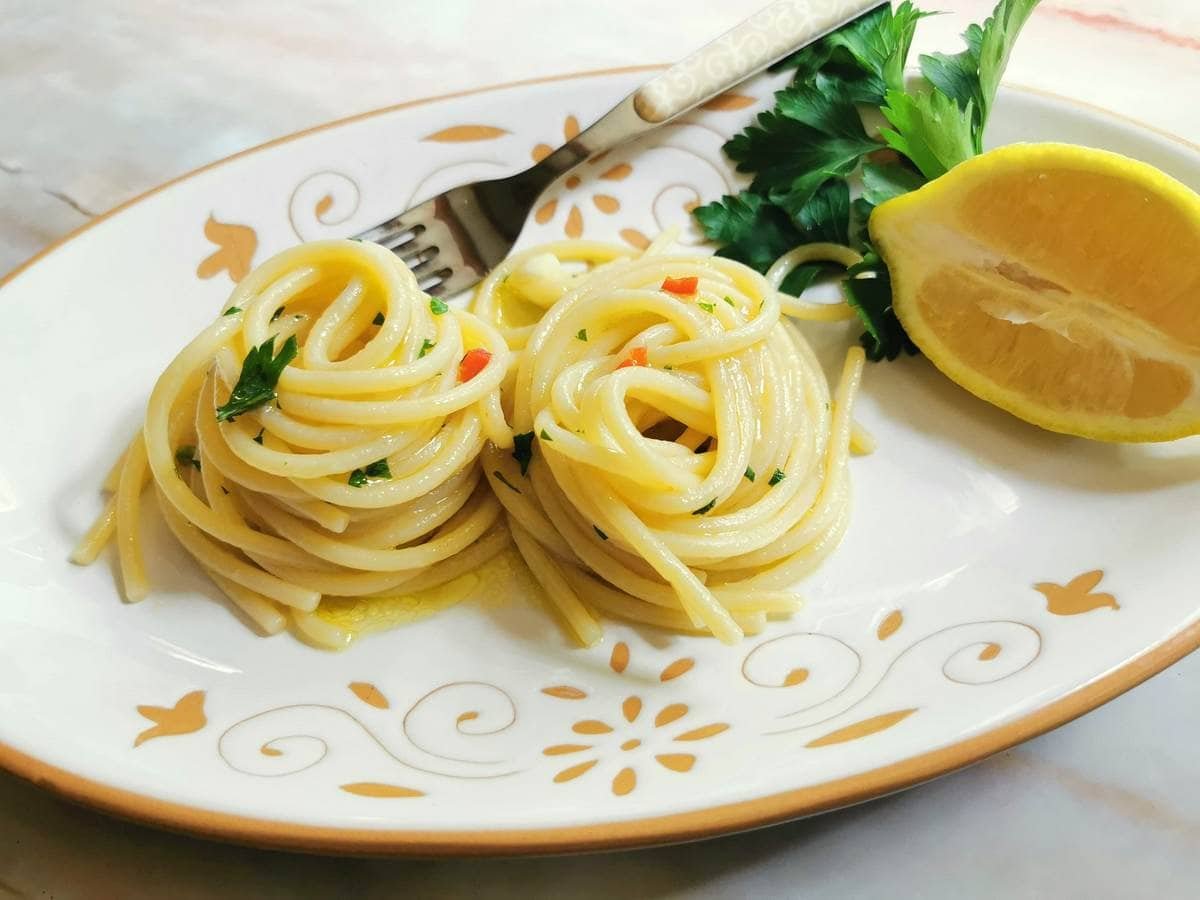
[474, 239, 866, 645]
[73, 239, 512, 648]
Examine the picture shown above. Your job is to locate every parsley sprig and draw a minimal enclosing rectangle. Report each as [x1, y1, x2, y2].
[215, 335, 298, 422]
[695, 0, 1039, 360]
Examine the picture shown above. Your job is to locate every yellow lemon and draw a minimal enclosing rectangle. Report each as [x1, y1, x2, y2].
[870, 143, 1200, 442]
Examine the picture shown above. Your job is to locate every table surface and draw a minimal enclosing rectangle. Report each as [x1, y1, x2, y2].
[3, 1, 1199, 896]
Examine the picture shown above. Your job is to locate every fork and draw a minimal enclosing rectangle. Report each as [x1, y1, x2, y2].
[354, 0, 884, 296]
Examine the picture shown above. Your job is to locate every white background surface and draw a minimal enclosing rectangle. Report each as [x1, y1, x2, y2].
[2, 1, 1199, 896]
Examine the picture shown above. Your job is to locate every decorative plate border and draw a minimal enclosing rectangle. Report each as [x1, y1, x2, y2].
[1, 66, 1198, 857]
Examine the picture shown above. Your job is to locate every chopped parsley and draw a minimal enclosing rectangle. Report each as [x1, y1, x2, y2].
[348, 458, 392, 487]
[253, 428, 265, 445]
[373, 312, 385, 326]
[698, 301, 715, 313]
[723, 296, 735, 307]
[174, 445, 201, 471]
[512, 431, 535, 476]
[493, 469, 522, 493]
[593, 525, 608, 540]
[418, 338, 436, 358]
[215, 335, 298, 422]
[744, 467, 756, 482]
[694, 0, 1038, 360]
[576, 328, 588, 342]
[430, 297, 449, 315]
[768, 468, 787, 486]
[692, 499, 717, 516]
[540, 428, 553, 441]
[223, 306, 241, 316]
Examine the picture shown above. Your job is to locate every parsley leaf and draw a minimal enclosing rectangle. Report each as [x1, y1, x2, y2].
[692, 499, 717, 516]
[698, 301, 715, 313]
[348, 458, 392, 487]
[576, 328, 588, 341]
[223, 306, 241, 316]
[881, 87, 976, 180]
[744, 467, 756, 482]
[430, 298, 449, 315]
[768, 469, 787, 486]
[215, 335, 298, 422]
[540, 428, 553, 441]
[373, 312, 385, 326]
[418, 338, 436, 358]
[695, 192, 804, 273]
[844, 255, 919, 361]
[512, 431, 535, 476]
[723, 296, 735, 307]
[175, 445, 201, 471]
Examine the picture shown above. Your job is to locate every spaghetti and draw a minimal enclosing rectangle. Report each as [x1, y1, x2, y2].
[73, 239, 512, 648]
[475, 239, 866, 645]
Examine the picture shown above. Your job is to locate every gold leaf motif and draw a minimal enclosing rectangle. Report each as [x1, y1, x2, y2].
[877, 610, 903, 640]
[134, 690, 206, 748]
[349, 681, 390, 709]
[531, 143, 553, 163]
[610, 641, 630, 673]
[701, 93, 757, 111]
[619, 228, 650, 249]
[573, 719, 613, 735]
[259, 744, 282, 757]
[196, 215, 257, 284]
[554, 759, 598, 783]
[655, 753, 696, 772]
[622, 696, 642, 723]
[655, 703, 688, 727]
[457, 711, 479, 725]
[534, 198, 558, 224]
[542, 685, 587, 700]
[600, 163, 633, 181]
[1035, 570, 1119, 615]
[805, 708, 918, 748]
[612, 766, 637, 796]
[314, 194, 333, 218]
[563, 115, 580, 140]
[565, 174, 582, 190]
[543, 743, 591, 756]
[339, 782, 424, 798]
[564, 205, 583, 239]
[675, 723, 729, 742]
[784, 668, 809, 686]
[979, 642, 1002, 661]
[422, 124, 509, 142]
[659, 658, 694, 682]
[593, 194, 620, 214]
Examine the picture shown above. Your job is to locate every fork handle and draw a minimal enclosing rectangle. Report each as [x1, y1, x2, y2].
[533, 0, 882, 180]
[633, 0, 884, 123]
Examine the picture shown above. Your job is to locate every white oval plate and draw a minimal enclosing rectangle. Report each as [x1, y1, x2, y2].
[2, 68, 1199, 856]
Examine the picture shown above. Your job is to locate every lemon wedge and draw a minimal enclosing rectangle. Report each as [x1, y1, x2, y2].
[870, 142, 1200, 442]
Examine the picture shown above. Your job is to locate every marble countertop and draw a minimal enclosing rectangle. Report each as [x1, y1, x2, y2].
[2, 1, 1198, 896]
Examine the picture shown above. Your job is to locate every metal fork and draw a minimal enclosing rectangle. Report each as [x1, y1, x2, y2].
[354, 0, 883, 296]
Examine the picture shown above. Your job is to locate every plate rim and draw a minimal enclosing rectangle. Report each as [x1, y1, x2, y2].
[3, 64, 1198, 857]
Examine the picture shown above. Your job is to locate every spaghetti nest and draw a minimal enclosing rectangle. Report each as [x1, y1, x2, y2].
[75, 240, 512, 647]
[475, 241, 865, 645]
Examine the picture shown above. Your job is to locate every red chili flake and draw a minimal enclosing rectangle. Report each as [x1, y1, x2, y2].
[661, 275, 698, 296]
[616, 346, 649, 369]
[458, 348, 493, 382]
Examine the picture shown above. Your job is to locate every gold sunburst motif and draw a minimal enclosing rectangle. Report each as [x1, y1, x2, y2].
[541, 642, 729, 796]
[530, 115, 633, 239]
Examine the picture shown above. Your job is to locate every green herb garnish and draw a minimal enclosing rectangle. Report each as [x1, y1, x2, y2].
[175, 445, 201, 471]
[768, 468, 786, 486]
[692, 499, 717, 516]
[540, 428, 553, 441]
[576, 328, 588, 342]
[223, 306, 241, 316]
[512, 431, 535, 476]
[493, 469, 521, 494]
[215, 335, 298, 422]
[744, 467, 756, 482]
[430, 298, 449, 315]
[253, 428, 264, 445]
[373, 312, 385, 326]
[348, 458, 392, 487]
[698, 301, 715, 313]
[695, 0, 1039, 360]
[723, 296, 736, 307]
[418, 338, 436, 358]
